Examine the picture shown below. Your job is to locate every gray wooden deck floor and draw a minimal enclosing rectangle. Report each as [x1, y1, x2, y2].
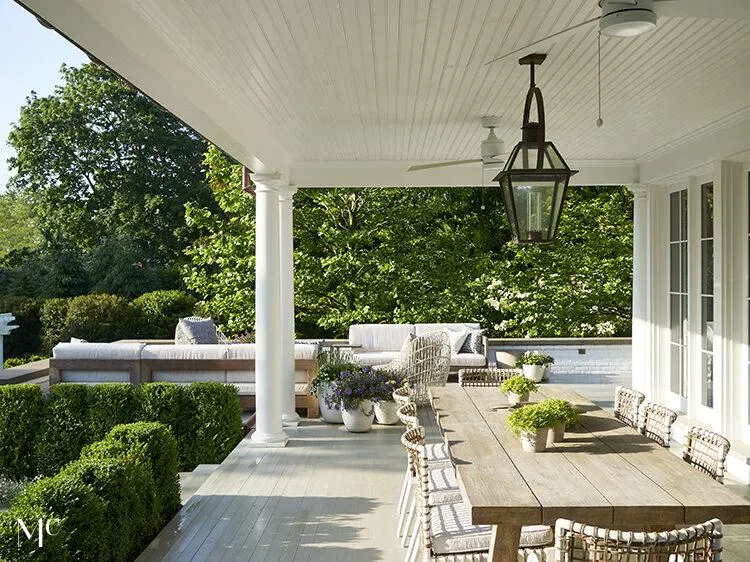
[138, 421, 407, 562]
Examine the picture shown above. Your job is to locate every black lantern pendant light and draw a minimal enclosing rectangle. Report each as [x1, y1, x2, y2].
[493, 54, 577, 243]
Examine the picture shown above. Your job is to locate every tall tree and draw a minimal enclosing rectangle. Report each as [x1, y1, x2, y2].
[0, 193, 42, 259]
[6, 63, 214, 265]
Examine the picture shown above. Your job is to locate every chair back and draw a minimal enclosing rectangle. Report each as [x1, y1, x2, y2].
[639, 402, 678, 447]
[613, 386, 645, 429]
[395, 331, 451, 406]
[683, 427, 731, 484]
[401, 426, 436, 556]
[397, 402, 419, 430]
[554, 518, 723, 561]
[459, 368, 519, 387]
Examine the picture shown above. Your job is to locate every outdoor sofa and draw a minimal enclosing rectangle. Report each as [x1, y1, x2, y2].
[49, 341, 319, 417]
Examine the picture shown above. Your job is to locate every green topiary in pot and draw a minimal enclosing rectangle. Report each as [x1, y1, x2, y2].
[515, 351, 555, 367]
[499, 375, 538, 396]
[507, 403, 558, 453]
[539, 398, 580, 428]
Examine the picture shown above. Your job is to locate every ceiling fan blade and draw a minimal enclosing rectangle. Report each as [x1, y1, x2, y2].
[654, 0, 750, 20]
[485, 16, 600, 66]
[408, 159, 482, 172]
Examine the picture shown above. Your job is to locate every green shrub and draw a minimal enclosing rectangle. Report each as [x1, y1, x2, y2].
[187, 382, 242, 464]
[64, 294, 138, 342]
[0, 296, 42, 359]
[507, 403, 557, 437]
[132, 290, 196, 339]
[499, 375, 538, 396]
[35, 384, 90, 475]
[139, 382, 194, 470]
[0, 384, 42, 479]
[40, 298, 71, 354]
[0, 472, 108, 561]
[87, 384, 139, 441]
[3, 355, 47, 369]
[104, 422, 181, 522]
[64, 448, 159, 560]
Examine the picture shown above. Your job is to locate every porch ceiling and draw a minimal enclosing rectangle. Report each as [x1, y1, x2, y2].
[16, 0, 750, 186]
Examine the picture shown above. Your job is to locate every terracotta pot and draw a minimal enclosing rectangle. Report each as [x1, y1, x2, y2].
[506, 392, 529, 407]
[546, 423, 566, 447]
[318, 382, 343, 424]
[374, 400, 400, 425]
[342, 400, 375, 433]
[520, 428, 549, 453]
[522, 364, 546, 383]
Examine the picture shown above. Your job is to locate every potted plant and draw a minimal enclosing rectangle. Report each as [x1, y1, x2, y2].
[310, 349, 360, 424]
[537, 398, 580, 445]
[516, 351, 554, 383]
[325, 367, 379, 432]
[370, 369, 407, 425]
[499, 375, 538, 407]
[507, 403, 557, 452]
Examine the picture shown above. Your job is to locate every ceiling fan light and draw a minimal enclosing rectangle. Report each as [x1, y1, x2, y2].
[599, 4, 657, 37]
[481, 135, 504, 160]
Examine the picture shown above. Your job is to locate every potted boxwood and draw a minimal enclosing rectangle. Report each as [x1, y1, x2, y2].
[310, 350, 360, 424]
[538, 398, 580, 445]
[325, 367, 379, 432]
[507, 403, 557, 452]
[499, 375, 538, 407]
[370, 369, 407, 425]
[516, 351, 554, 383]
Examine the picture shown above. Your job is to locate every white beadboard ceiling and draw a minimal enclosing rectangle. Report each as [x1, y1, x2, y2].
[16, 0, 750, 186]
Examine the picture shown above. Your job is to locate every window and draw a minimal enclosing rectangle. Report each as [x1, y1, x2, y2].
[670, 190, 688, 399]
[701, 183, 714, 408]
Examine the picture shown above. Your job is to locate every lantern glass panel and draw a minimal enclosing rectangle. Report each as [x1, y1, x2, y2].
[510, 180, 556, 242]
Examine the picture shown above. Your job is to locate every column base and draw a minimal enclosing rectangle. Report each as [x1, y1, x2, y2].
[282, 412, 302, 427]
[248, 430, 289, 448]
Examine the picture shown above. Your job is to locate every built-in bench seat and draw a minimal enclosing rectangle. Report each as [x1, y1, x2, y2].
[50, 342, 319, 417]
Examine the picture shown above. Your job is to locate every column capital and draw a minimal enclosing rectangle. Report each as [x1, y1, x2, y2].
[627, 184, 651, 198]
[251, 173, 283, 192]
[278, 184, 298, 201]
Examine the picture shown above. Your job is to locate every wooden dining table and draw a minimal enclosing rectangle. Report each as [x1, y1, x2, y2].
[429, 384, 750, 562]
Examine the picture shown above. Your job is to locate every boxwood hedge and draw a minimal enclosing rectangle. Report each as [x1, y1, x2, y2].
[0, 384, 42, 479]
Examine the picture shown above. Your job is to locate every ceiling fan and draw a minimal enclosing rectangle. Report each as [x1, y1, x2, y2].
[485, 0, 750, 66]
[407, 116, 506, 172]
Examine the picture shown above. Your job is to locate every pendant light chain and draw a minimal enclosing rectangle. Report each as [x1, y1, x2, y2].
[596, 32, 604, 128]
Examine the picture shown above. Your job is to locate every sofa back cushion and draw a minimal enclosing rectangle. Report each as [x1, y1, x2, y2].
[414, 323, 480, 337]
[52, 342, 146, 360]
[349, 324, 416, 351]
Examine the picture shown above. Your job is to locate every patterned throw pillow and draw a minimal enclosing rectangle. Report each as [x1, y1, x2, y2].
[175, 317, 218, 345]
[459, 329, 486, 354]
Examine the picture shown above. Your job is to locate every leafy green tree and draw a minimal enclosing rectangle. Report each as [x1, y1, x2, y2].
[0, 193, 42, 259]
[7, 62, 214, 266]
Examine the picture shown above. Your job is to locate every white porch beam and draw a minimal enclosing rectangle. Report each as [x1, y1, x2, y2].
[288, 160, 638, 188]
[250, 173, 288, 447]
[278, 184, 301, 427]
[628, 184, 655, 397]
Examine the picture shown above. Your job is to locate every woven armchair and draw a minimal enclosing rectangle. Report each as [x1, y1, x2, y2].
[384, 331, 451, 406]
[683, 427, 731, 483]
[459, 367, 519, 387]
[554, 518, 723, 561]
[639, 402, 678, 447]
[613, 386, 645, 429]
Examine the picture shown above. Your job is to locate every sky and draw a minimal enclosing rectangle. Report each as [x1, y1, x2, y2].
[0, 1, 87, 191]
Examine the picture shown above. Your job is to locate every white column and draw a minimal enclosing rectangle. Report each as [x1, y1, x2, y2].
[279, 184, 301, 427]
[250, 173, 288, 447]
[628, 184, 654, 396]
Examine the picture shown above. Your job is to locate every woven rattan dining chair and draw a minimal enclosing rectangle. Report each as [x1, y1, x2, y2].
[401, 426, 554, 562]
[554, 518, 723, 561]
[638, 402, 678, 447]
[458, 367, 519, 387]
[384, 332, 452, 406]
[393, 385, 411, 407]
[613, 386, 646, 429]
[682, 427, 731, 484]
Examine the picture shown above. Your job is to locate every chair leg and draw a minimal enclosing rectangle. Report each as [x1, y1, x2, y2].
[404, 510, 421, 562]
[397, 468, 410, 520]
[401, 492, 417, 547]
[397, 478, 414, 538]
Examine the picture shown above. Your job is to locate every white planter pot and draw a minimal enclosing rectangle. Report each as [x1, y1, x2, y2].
[546, 423, 566, 447]
[374, 401, 400, 425]
[318, 383, 343, 424]
[520, 428, 549, 453]
[342, 400, 375, 433]
[522, 364, 546, 383]
[506, 392, 529, 407]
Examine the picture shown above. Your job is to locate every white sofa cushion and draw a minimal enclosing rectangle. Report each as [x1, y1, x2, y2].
[231, 382, 309, 395]
[226, 343, 318, 360]
[141, 344, 228, 360]
[349, 324, 415, 351]
[226, 369, 310, 384]
[450, 353, 488, 367]
[352, 351, 400, 367]
[414, 322, 480, 337]
[293, 344, 319, 360]
[53, 342, 146, 360]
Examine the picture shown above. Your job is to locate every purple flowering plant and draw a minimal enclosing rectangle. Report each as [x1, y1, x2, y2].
[325, 367, 406, 411]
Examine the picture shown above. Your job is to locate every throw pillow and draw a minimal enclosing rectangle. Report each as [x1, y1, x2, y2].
[459, 329, 486, 354]
[399, 333, 416, 357]
[444, 327, 469, 355]
[175, 317, 219, 345]
[70, 337, 88, 344]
